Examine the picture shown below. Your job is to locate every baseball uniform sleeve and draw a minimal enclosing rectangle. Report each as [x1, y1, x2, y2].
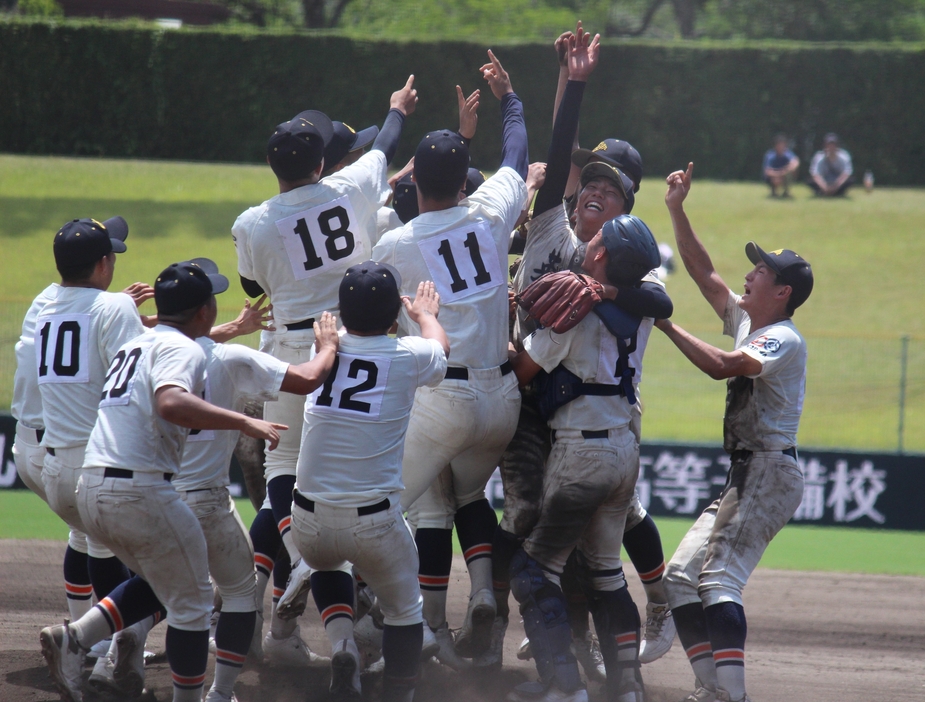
[739, 325, 802, 380]
[151, 340, 206, 395]
[522, 326, 576, 374]
[400, 336, 448, 388]
[98, 293, 146, 364]
[722, 290, 748, 339]
[232, 206, 261, 280]
[223, 344, 289, 403]
[467, 167, 528, 237]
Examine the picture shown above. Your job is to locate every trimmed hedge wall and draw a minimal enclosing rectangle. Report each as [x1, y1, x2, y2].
[2, 21, 925, 184]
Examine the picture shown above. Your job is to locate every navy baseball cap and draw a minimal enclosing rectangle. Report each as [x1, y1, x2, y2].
[154, 258, 229, 315]
[463, 167, 486, 197]
[413, 130, 470, 192]
[267, 110, 334, 182]
[339, 260, 403, 332]
[745, 242, 814, 310]
[392, 173, 418, 224]
[573, 139, 643, 192]
[579, 161, 634, 204]
[54, 217, 128, 268]
[322, 121, 379, 175]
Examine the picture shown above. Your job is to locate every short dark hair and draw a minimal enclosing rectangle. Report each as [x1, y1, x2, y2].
[340, 295, 401, 334]
[158, 300, 210, 326]
[57, 256, 104, 284]
[416, 173, 466, 202]
[775, 273, 798, 316]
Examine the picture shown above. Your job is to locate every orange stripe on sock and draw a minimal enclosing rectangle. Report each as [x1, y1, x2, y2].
[686, 642, 713, 659]
[172, 672, 206, 686]
[636, 563, 665, 582]
[277, 516, 291, 533]
[254, 554, 274, 570]
[418, 575, 449, 587]
[65, 582, 94, 596]
[216, 649, 247, 665]
[463, 544, 492, 560]
[322, 604, 354, 622]
[616, 632, 638, 646]
[98, 597, 123, 631]
[713, 649, 745, 662]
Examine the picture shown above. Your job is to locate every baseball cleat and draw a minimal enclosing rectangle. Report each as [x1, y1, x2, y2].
[715, 689, 751, 702]
[86, 650, 116, 698]
[472, 615, 507, 669]
[506, 680, 589, 702]
[639, 602, 676, 663]
[40, 621, 86, 702]
[431, 623, 471, 671]
[679, 685, 718, 702]
[329, 639, 362, 700]
[263, 626, 329, 667]
[276, 558, 312, 621]
[517, 636, 533, 660]
[421, 621, 440, 661]
[85, 637, 112, 663]
[204, 688, 240, 702]
[111, 627, 145, 698]
[570, 629, 606, 684]
[453, 587, 496, 658]
[353, 614, 384, 669]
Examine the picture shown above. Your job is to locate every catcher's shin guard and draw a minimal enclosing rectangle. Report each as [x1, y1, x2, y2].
[509, 549, 583, 693]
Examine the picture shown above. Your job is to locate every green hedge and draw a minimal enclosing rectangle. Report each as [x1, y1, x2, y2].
[2, 20, 924, 184]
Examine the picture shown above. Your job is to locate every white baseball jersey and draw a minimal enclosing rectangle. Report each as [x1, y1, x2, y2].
[723, 291, 807, 452]
[172, 339, 289, 491]
[297, 333, 446, 507]
[84, 325, 206, 475]
[372, 167, 527, 369]
[12, 283, 60, 429]
[35, 287, 146, 449]
[524, 309, 654, 432]
[233, 150, 391, 326]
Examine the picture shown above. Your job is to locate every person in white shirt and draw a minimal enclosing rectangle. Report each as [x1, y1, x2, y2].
[371, 50, 529, 667]
[289, 262, 448, 702]
[657, 164, 812, 702]
[232, 80, 418, 656]
[40, 259, 284, 702]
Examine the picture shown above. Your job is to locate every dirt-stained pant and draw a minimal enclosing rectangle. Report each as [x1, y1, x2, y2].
[664, 450, 804, 608]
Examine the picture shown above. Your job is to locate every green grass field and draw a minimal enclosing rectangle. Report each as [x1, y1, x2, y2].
[2, 491, 921, 576]
[1, 154, 924, 451]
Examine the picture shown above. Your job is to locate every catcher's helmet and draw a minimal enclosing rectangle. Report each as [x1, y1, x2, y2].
[600, 214, 661, 286]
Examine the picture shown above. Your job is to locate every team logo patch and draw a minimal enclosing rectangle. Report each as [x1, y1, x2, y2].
[749, 335, 782, 355]
[593, 141, 608, 152]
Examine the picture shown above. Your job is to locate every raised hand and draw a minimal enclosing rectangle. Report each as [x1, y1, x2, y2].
[122, 282, 155, 307]
[665, 162, 694, 211]
[457, 85, 480, 140]
[568, 20, 601, 82]
[555, 30, 574, 68]
[313, 311, 339, 354]
[390, 75, 418, 116]
[479, 49, 514, 100]
[402, 281, 441, 323]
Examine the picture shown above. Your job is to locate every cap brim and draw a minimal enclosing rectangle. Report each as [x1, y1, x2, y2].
[376, 260, 402, 290]
[571, 148, 596, 169]
[580, 162, 631, 201]
[186, 257, 230, 295]
[102, 216, 129, 250]
[350, 125, 379, 152]
[295, 110, 334, 146]
[745, 241, 780, 274]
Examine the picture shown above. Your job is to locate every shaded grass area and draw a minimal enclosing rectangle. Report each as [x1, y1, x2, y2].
[2, 491, 923, 576]
[1, 154, 924, 451]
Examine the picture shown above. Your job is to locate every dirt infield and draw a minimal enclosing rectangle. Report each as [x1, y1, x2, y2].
[2, 539, 923, 702]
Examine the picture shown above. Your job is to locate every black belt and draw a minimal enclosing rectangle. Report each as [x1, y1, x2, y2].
[444, 360, 513, 381]
[730, 447, 798, 462]
[551, 429, 609, 442]
[285, 318, 315, 331]
[36, 428, 45, 443]
[293, 490, 390, 516]
[104, 467, 173, 482]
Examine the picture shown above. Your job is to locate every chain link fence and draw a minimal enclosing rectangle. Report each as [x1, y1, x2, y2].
[2, 300, 923, 454]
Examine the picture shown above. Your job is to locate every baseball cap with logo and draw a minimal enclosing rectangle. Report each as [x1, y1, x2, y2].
[745, 242, 814, 310]
[53, 217, 128, 269]
[267, 110, 335, 182]
[572, 139, 643, 192]
[579, 161, 635, 213]
[322, 121, 379, 175]
[154, 258, 229, 316]
[413, 130, 470, 195]
[339, 260, 403, 332]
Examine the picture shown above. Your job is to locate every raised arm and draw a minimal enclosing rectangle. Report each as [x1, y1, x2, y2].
[665, 162, 730, 319]
[533, 24, 600, 217]
[210, 295, 273, 343]
[480, 50, 528, 180]
[370, 75, 418, 166]
[654, 318, 761, 380]
[402, 281, 449, 358]
[280, 311, 339, 394]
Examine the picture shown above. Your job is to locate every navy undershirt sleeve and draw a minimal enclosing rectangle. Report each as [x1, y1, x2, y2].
[615, 281, 673, 319]
[371, 109, 406, 165]
[498, 92, 529, 180]
[533, 80, 586, 217]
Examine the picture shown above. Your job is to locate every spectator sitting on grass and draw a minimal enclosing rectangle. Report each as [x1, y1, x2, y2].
[808, 133, 854, 197]
[762, 134, 799, 198]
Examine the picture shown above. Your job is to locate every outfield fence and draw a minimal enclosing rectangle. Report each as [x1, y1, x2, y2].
[1, 300, 923, 454]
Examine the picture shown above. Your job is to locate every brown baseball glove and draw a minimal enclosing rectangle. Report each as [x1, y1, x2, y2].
[516, 271, 605, 333]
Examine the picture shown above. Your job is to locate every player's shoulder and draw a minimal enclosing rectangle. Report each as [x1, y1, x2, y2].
[233, 200, 273, 232]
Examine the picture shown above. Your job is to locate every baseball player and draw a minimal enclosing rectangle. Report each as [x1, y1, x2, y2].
[658, 163, 813, 702]
[39, 259, 285, 702]
[322, 120, 380, 177]
[34, 217, 149, 636]
[508, 214, 662, 702]
[233, 79, 418, 655]
[289, 264, 448, 702]
[370, 49, 529, 666]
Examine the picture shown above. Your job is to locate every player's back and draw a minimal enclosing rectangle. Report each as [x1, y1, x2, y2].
[84, 325, 206, 475]
[297, 332, 446, 506]
[13, 283, 60, 429]
[36, 286, 144, 448]
[232, 152, 390, 326]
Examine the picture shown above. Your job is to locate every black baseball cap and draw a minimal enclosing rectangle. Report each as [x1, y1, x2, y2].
[339, 260, 403, 332]
[267, 110, 334, 182]
[413, 130, 470, 193]
[392, 173, 418, 224]
[745, 242, 814, 310]
[572, 139, 643, 192]
[154, 258, 229, 315]
[579, 162, 634, 204]
[463, 167, 486, 197]
[54, 217, 128, 268]
[322, 121, 379, 175]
